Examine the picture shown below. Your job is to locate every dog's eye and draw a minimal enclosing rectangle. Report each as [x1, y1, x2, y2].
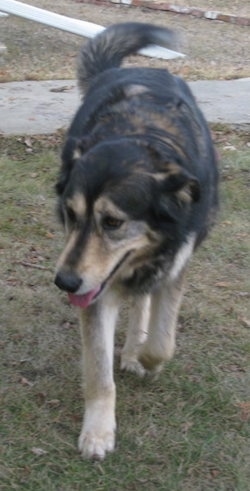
[102, 216, 124, 231]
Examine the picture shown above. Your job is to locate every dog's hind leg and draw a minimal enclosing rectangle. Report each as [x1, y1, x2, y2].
[78, 291, 120, 460]
[121, 295, 150, 377]
[138, 274, 185, 372]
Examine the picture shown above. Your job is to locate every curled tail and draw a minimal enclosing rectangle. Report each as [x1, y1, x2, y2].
[77, 22, 176, 93]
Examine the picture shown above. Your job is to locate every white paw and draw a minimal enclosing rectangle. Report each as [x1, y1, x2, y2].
[78, 429, 115, 460]
[120, 356, 146, 377]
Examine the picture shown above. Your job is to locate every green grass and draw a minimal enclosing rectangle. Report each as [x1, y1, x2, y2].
[0, 131, 249, 491]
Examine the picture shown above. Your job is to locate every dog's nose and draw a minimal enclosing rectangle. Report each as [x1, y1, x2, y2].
[54, 271, 82, 293]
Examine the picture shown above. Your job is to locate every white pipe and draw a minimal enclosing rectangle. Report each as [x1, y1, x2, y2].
[0, 0, 185, 59]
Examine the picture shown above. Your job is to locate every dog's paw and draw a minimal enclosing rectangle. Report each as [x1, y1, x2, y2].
[120, 355, 146, 377]
[78, 429, 115, 460]
[138, 338, 175, 371]
[138, 352, 165, 373]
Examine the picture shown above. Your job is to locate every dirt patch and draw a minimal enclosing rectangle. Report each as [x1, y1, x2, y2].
[0, 0, 249, 82]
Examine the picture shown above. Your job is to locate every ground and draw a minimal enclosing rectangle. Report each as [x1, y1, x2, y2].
[0, 130, 249, 490]
[0, 1, 250, 490]
[0, 0, 250, 82]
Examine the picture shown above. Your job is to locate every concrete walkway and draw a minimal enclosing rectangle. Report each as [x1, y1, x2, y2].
[0, 78, 249, 135]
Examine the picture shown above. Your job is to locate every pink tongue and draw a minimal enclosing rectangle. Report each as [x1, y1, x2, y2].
[68, 286, 101, 308]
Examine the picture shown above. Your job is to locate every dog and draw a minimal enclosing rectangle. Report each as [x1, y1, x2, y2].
[54, 23, 219, 460]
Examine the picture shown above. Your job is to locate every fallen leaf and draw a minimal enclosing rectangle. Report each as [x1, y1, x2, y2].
[236, 291, 249, 298]
[68, 413, 82, 423]
[50, 85, 74, 92]
[236, 401, 250, 421]
[235, 233, 248, 239]
[221, 364, 245, 373]
[20, 377, 34, 387]
[210, 469, 220, 478]
[31, 447, 47, 456]
[35, 392, 46, 404]
[6, 277, 20, 286]
[215, 281, 232, 288]
[45, 231, 54, 239]
[223, 145, 236, 151]
[47, 399, 60, 408]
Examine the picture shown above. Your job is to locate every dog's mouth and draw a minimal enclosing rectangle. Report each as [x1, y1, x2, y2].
[68, 285, 102, 308]
[67, 250, 133, 309]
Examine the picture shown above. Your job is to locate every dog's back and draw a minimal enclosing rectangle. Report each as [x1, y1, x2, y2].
[60, 23, 218, 248]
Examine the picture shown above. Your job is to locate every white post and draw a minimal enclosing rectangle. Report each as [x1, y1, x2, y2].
[0, 0, 185, 60]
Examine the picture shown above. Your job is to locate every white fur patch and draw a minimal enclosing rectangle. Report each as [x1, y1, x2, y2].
[78, 395, 116, 459]
[169, 234, 196, 281]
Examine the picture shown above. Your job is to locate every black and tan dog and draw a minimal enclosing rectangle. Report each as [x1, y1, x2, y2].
[54, 23, 218, 459]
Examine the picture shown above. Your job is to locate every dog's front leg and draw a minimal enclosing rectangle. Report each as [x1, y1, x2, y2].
[139, 274, 185, 372]
[78, 291, 119, 460]
[121, 295, 150, 376]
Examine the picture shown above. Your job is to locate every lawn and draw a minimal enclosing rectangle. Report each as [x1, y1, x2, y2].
[0, 128, 249, 490]
[1, 0, 250, 82]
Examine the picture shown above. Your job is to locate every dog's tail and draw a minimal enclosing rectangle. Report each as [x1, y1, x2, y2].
[77, 22, 176, 93]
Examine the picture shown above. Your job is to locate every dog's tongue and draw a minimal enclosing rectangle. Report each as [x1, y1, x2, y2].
[68, 286, 101, 308]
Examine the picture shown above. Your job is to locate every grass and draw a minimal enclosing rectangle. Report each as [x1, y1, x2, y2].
[0, 130, 249, 490]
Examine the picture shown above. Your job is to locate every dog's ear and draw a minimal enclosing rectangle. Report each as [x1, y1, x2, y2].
[143, 141, 200, 204]
[56, 136, 92, 195]
[153, 163, 200, 222]
[156, 163, 200, 203]
[55, 137, 78, 195]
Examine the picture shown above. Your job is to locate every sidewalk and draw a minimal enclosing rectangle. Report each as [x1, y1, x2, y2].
[0, 78, 249, 135]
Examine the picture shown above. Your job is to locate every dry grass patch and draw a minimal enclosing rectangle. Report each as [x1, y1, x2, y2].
[0, 129, 249, 490]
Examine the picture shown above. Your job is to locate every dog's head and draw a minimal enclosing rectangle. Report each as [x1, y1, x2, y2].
[55, 137, 199, 307]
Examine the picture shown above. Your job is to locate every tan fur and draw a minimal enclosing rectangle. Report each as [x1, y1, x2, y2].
[138, 274, 185, 370]
[67, 192, 87, 218]
[77, 271, 186, 458]
[78, 291, 119, 459]
[58, 195, 161, 294]
[94, 196, 128, 223]
[74, 228, 157, 292]
[56, 231, 79, 271]
[124, 84, 149, 98]
[176, 186, 194, 204]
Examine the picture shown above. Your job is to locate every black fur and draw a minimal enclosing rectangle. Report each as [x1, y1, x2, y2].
[56, 22, 219, 293]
